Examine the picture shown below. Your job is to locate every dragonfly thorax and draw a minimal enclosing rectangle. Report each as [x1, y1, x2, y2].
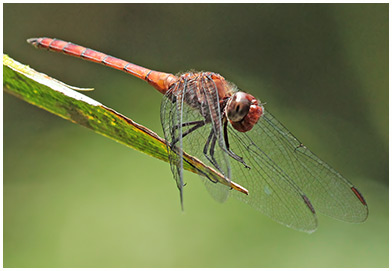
[168, 72, 234, 122]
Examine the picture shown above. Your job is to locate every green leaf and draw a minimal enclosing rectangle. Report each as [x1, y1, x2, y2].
[3, 54, 248, 195]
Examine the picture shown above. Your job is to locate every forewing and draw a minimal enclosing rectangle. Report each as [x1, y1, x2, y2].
[227, 123, 318, 232]
[259, 110, 368, 222]
[161, 83, 185, 208]
[161, 75, 231, 204]
[225, 109, 368, 231]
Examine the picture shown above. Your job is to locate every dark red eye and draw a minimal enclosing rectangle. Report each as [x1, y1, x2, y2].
[226, 92, 251, 122]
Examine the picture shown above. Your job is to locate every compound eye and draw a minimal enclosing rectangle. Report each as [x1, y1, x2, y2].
[226, 92, 251, 122]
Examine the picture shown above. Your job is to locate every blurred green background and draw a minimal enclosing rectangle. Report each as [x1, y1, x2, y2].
[3, 3, 388, 268]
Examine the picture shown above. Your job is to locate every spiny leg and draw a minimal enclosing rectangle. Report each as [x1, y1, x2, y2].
[223, 120, 251, 169]
[170, 121, 205, 148]
[203, 128, 223, 172]
[172, 120, 205, 131]
[208, 133, 224, 173]
[183, 159, 219, 184]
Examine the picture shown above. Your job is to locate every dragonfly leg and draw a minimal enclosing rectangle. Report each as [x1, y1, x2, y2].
[202, 129, 213, 156]
[170, 121, 205, 148]
[209, 134, 225, 172]
[183, 159, 219, 184]
[172, 120, 205, 131]
[203, 129, 224, 173]
[223, 120, 251, 169]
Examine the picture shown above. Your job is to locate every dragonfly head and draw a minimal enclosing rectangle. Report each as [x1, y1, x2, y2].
[225, 92, 263, 132]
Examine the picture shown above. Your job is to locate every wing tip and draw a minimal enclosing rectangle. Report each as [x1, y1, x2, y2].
[351, 186, 367, 206]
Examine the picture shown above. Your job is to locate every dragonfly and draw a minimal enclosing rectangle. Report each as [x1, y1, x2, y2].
[27, 37, 368, 232]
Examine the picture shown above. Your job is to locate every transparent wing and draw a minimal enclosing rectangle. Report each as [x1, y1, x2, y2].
[161, 82, 186, 209]
[260, 110, 368, 222]
[199, 75, 232, 202]
[226, 128, 317, 232]
[161, 74, 231, 205]
[225, 109, 367, 231]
